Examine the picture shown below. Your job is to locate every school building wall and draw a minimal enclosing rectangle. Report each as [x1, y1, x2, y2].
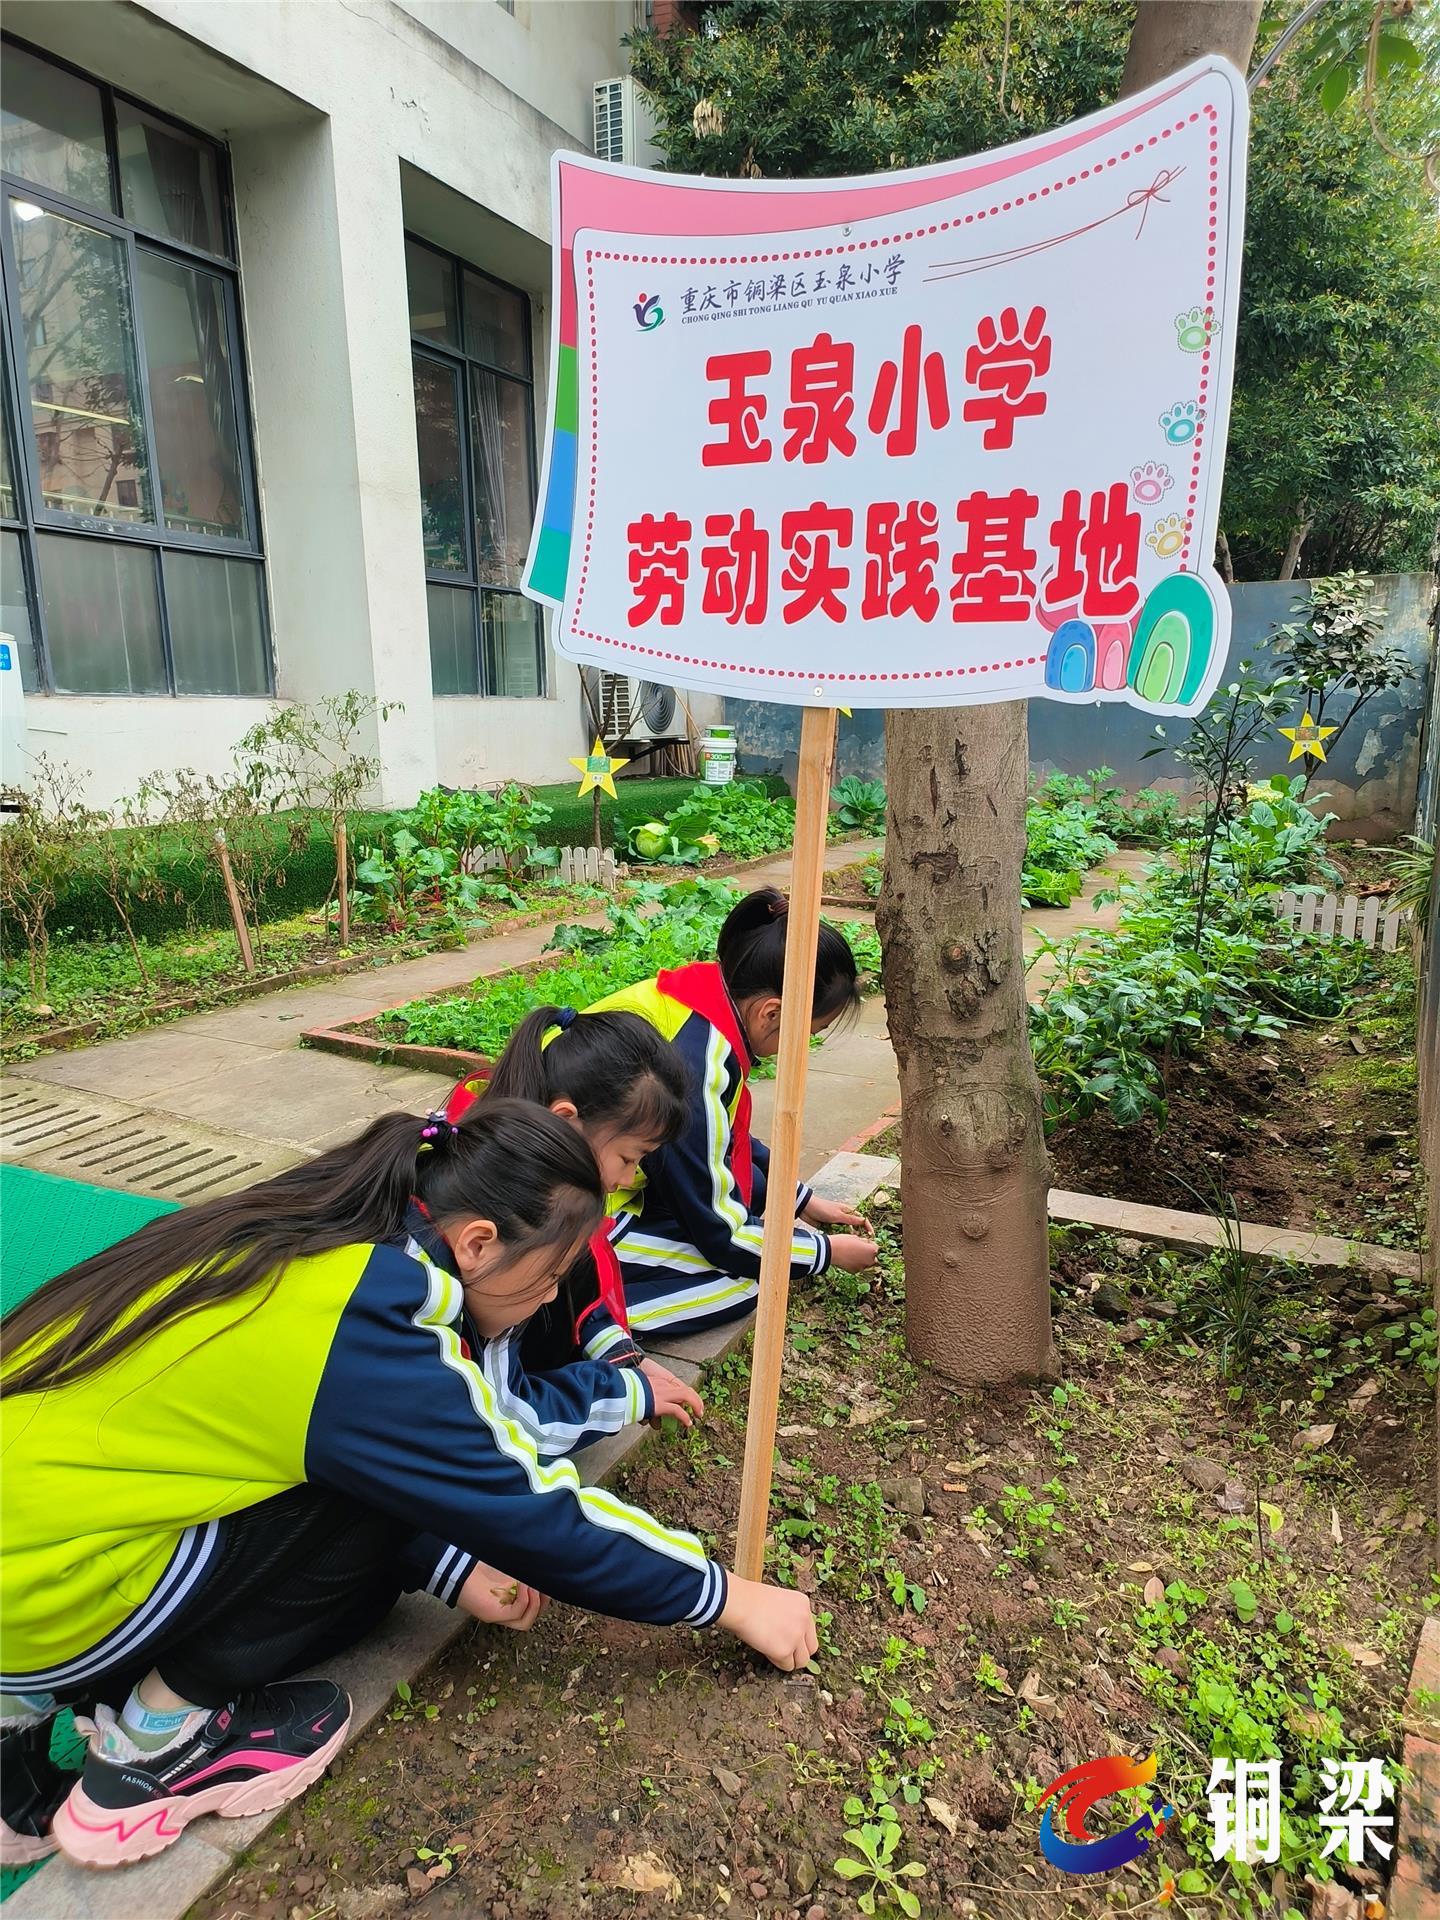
[3, 0, 719, 812]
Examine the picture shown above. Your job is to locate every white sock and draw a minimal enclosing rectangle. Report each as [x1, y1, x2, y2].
[107, 1688, 207, 1757]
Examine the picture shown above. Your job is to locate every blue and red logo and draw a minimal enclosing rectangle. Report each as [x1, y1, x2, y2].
[1038, 1754, 1174, 1874]
[633, 291, 664, 331]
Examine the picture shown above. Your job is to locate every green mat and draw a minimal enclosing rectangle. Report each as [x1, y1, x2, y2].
[0, 1166, 178, 1898]
[1, 1165, 178, 1315]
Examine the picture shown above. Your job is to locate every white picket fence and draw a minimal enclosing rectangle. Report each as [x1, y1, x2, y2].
[1276, 889, 1408, 952]
[465, 845, 619, 890]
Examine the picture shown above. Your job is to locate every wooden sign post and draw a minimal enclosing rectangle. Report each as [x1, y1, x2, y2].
[734, 704, 836, 1581]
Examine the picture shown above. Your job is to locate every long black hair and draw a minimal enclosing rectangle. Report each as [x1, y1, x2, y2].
[717, 886, 861, 1022]
[485, 1005, 690, 1145]
[1, 1098, 602, 1401]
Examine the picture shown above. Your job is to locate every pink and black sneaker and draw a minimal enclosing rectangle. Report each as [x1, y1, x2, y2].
[52, 1680, 351, 1869]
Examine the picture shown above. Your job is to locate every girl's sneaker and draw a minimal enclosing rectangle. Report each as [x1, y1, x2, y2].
[0, 1717, 72, 1865]
[52, 1680, 350, 1870]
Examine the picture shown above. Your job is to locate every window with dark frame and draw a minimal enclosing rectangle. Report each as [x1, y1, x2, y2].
[0, 36, 269, 698]
[406, 234, 546, 699]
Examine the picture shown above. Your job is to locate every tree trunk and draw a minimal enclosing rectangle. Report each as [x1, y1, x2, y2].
[1278, 511, 1314, 582]
[878, 703, 1055, 1385]
[1120, 1, 1264, 95]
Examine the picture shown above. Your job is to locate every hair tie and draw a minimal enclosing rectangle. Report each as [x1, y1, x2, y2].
[417, 1112, 459, 1155]
[554, 1007, 578, 1030]
[768, 897, 789, 919]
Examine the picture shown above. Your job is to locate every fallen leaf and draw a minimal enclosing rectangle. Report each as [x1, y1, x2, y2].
[1143, 1577, 1166, 1607]
[712, 1765, 743, 1797]
[1297, 1423, 1337, 1451]
[1331, 1505, 1344, 1545]
[1340, 1641, 1383, 1668]
[597, 1852, 682, 1902]
[1127, 1560, 1156, 1573]
[1216, 1480, 1249, 1513]
[1018, 1668, 1058, 1717]
[924, 1796, 959, 1836]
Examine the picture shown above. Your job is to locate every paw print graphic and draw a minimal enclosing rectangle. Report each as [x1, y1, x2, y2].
[1146, 513, 1187, 559]
[1174, 306, 1217, 352]
[1160, 400, 1205, 446]
[1130, 461, 1174, 505]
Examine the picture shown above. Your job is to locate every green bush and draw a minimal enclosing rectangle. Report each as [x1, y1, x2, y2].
[1022, 800, 1116, 907]
[1029, 790, 1368, 1133]
[32, 811, 394, 948]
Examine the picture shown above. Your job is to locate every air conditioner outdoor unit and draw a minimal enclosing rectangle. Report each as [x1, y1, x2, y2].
[583, 668, 685, 745]
[594, 76, 659, 167]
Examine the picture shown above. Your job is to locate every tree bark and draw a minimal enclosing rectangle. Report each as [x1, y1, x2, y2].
[878, 702, 1055, 1385]
[1278, 511, 1313, 582]
[1120, 1, 1264, 95]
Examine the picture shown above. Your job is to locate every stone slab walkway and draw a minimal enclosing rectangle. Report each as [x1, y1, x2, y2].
[3, 846, 1152, 1189]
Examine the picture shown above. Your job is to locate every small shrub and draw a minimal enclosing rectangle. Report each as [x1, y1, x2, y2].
[830, 776, 887, 835]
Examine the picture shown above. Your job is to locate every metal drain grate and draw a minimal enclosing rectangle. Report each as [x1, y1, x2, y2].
[0, 1082, 301, 1203]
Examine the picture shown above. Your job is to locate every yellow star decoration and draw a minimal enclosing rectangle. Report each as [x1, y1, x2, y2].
[569, 737, 630, 799]
[1278, 711, 1338, 763]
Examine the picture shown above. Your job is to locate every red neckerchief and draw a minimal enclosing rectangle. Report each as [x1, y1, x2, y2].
[440, 1073, 632, 1341]
[656, 961, 754, 1208]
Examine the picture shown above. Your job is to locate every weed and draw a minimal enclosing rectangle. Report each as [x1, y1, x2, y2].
[833, 1810, 926, 1917]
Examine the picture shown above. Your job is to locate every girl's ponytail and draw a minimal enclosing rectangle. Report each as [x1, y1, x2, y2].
[485, 1007, 690, 1146]
[717, 886, 861, 1022]
[2, 1098, 601, 1402]
[484, 1005, 572, 1106]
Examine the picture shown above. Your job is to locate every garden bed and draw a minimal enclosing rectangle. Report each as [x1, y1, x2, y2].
[1, 889, 603, 1063]
[302, 879, 882, 1075]
[1046, 953, 1421, 1249]
[196, 1174, 1435, 1920]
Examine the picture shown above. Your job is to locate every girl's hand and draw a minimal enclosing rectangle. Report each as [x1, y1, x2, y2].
[457, 1562, 547, 1631]
[828, 1233, 881, 1274]
[717, 1575, 818, 1670]
[638, 1357, 705, 1429]
[802, 1195, 874, 1232]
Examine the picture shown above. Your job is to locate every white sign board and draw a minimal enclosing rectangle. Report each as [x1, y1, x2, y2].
[525, 59, 1248, 715]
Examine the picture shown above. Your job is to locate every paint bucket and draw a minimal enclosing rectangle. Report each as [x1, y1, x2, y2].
[699, 729, 738, 786]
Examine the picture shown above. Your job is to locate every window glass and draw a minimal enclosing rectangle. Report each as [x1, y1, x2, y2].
[413, 354, 465, 573]
[462, 268, 527, 375]
[0, 528, 40, 689]
[10, 199, 151, 523]
[115, 101, 227, 256]
[406, 240, 458, 350]
[38, 531, 165, 692]
[0, 371, 15, 521]
[136, 250, 245, 538]
[483, 590, 543, 698]
[428, 582, 479, 695]
[164, 550, 266, 693]
[1, 46, 111, 211]
[470, 370, 532, 588]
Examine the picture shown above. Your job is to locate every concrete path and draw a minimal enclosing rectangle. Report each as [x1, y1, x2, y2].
[2, 844, 1150, 1192]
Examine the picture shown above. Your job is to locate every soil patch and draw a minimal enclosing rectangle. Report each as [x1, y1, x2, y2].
[196, 1183, 1434, 1920]
[1048, 958, 1421, 1247]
